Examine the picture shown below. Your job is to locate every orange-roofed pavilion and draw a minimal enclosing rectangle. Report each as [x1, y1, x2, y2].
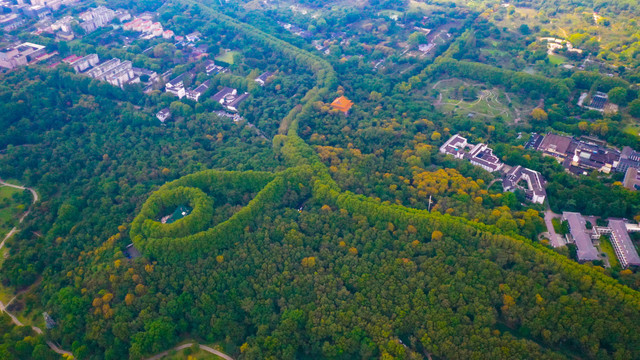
[331, 96, 354, 114]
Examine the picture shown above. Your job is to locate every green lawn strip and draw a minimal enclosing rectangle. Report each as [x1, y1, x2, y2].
[599, 236, 621, 269]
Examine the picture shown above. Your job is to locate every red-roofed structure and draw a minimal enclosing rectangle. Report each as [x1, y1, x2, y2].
[330, 96, 354, 114]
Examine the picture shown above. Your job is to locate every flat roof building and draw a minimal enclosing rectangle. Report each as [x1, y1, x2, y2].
[623, 168, 640, 191]
[617, 146, 640, 173]
[67, 53, 99, 72]
[0, 42, 46, 69]
[85, 58, 134, 88]
[563, 212, 599, 262]
[538, 133, 573, 159]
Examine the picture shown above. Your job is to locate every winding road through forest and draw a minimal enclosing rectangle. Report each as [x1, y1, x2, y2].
[0, 179, 74, 357]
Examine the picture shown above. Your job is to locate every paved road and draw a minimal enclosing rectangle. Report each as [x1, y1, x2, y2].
[144, 342, 234, 360]
[544, 206, 565, 248]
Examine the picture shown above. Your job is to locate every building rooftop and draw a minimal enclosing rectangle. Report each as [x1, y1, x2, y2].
[331, 96, 354, 113]
[255, 71, 273, 84]
[525, 133, 544, 150]
[439, 134, 468, 157]
[563, 212, 599, 262]
[468, 144, 502, 172]
[623, 168, 640, 190]
[539, 133, 573, 157]
[589, 95, 608, 110]
[166, 72, 190, 88]
[192, 79, 211, 94]
[212, 87, 236, 102]
[228, 92, 249, 109]
[503, 166, 547, 203]
[608, 219, 640, 268]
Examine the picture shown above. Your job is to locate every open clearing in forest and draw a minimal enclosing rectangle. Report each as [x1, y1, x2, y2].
[215, 51, 240, 65]
[548, 54, 567, 65]
[432, 78, 524, 122]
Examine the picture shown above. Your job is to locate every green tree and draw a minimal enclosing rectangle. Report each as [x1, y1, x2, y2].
[607, 87, 628, 105]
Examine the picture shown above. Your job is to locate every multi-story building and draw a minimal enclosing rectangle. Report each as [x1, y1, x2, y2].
[23, 5, 51, 19]
[502, 166, 546, 204]
[608, 220, 640, 268]
[204, 60, 228, 75]
[439, 135, 503, 172]
[532, 132, 631, 175]
[440, 134, 546, 204]
[0, 42, 46, 69]
[562, 212, 600, 262]
[78, 6, 115, 33]
[165, 73, 192, 99]
[211, 87, 249, 112]
[185, 80, 211, 102]
[122, 17, 165, 37]
[0, 13, 25, 31]
[64, 53, 99, 72]
[156, 108, 171, 123]
[85, 58, 134, 87]
[617, 146, 640, 173]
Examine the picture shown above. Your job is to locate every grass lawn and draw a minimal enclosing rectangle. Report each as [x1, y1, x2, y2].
[0, 185, 21, 200]
[0, 283, 14, 303]
[0, 185, 23, 235]
[623, 124, 640, 137]
[548, 54, 566, 65]
[215, 51, 240, 65]
[437, 86, 514, 122]
[599, 236, 620, 269]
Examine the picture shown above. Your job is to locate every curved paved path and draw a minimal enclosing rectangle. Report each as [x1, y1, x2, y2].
[144, 342, 234, 360]
[0, 179, 39, 250]
[0, 179, 73, 357]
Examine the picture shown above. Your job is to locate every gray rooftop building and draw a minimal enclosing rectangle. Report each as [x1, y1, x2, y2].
[607, 220, 640, 268]
[502, 165, 546, 204]
[563, 212, 599, 262]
